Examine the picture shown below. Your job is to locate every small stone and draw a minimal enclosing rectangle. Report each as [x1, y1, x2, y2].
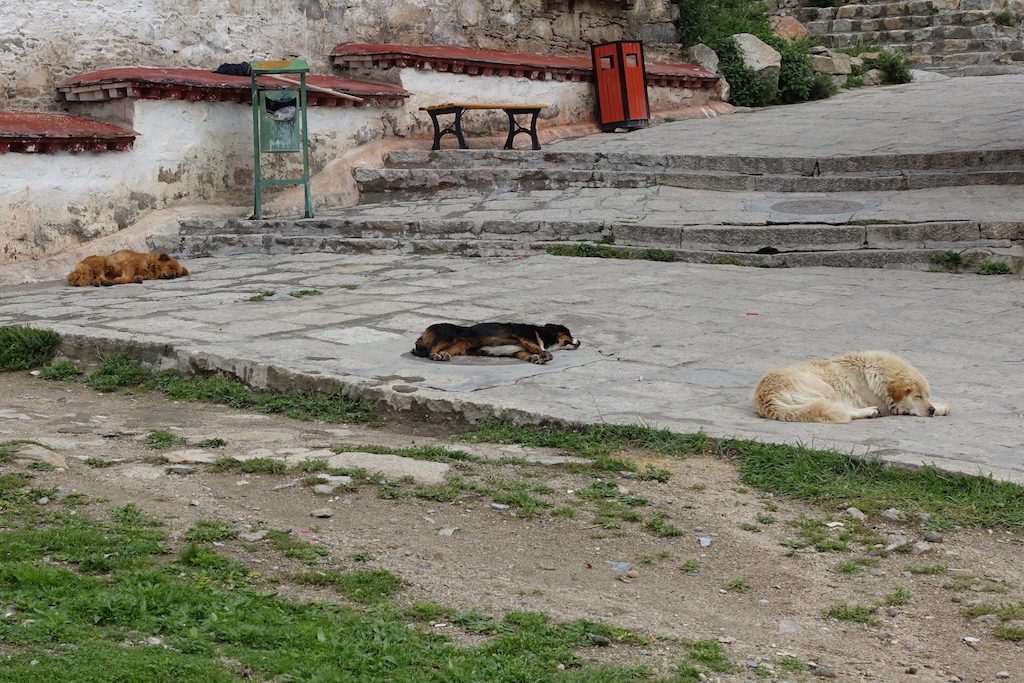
[962, 635, 981, 648]
[438, 527, 457, 536]
[35, 497, 50, 506]
[881, 508, 903, 521]
[272, 480, 299, 490]
[905, 666, 917, 674]
[698, 536, 713, 548]
[309, 508, 333, 518]
[189, 500, 201, 507]
[778, 619, 803, 634]
[166, 465, 196, 475]
[312, 484, 336, 495]
[885, 538, 910, 552]
[587, 633, 612, 646]
[144, 636, 164, 646]
[240, 530, 269, 542]
[616, 485, 631, 495]
[845, 507, 867, 521]
[625, 569, 639, 578]
[490, 503, 511, 511]
[9, 443, 68, 469]
[996, 672, 1010, 679]
[813, 666, 837, 678]
[3, 605, 17, 618]
[620, 471, 637, 480]
[717, 636, 735, 644]
[910, 541, 933, 556]
[923, 531, 944, 543]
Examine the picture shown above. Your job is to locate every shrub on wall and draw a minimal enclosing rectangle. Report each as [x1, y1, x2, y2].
[674, 0, 837, 106]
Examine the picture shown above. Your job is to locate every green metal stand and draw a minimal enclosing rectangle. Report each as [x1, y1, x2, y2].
[249, 59, 313, 219]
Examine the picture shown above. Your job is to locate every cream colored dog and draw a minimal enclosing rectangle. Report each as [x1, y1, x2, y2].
[753, 351, 950, 424]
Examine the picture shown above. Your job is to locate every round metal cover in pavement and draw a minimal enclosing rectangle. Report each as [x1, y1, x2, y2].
[770, 199, 865, 215]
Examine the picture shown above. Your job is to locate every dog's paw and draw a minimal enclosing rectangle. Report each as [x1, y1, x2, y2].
[430, 352, 451, 361]
[866, 407, 880, 418]
[529, 353, 551, 364]
[931, 403, 950, 416]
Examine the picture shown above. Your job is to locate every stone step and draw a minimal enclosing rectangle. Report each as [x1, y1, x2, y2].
[157, 229, 1018, 272]
[821, 23, 1018, 44]
[169, 217, 1021, 251]
[825, 33, 1023, 53]
[807, 9, 1007, 33]
[802, 0, 985, 22]
[381, 148, 1024, 175]
[355, 165, 1024, 197]
[904, 48, 1024, 65]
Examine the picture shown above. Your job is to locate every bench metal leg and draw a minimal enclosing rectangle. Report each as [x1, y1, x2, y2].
[428, 107, 468, 150]
[503, 109, 542, 150]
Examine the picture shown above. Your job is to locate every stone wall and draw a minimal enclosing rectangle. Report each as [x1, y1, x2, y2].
[2, 0, 680, 112]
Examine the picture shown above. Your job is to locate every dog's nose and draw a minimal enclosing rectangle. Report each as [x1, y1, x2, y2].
[571, 339, 581, 348]
[928, 405, 936, 416]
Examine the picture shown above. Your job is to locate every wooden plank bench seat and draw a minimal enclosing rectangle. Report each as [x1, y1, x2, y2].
[419, 102, 549, 151]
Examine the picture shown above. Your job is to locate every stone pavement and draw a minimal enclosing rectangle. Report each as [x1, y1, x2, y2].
[2, 253, 1022, 482]
[549, 75, 1024, 158]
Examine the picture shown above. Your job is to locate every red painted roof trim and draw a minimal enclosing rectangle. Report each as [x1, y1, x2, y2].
[330, 43, 719, 88]
[0, 111, 136, 154]
[59, 67, 409, 107]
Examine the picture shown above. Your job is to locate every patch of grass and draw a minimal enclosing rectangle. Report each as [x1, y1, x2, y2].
[27, 461, 54, 472]
[238, 458, 286, 474]
[978, 261, 1012, 275]
[931, 250, 977, 273]
[995, 626, 1024, 642]
[645, 511, 682, 537]
[332, 443, 479, 463]
[686, 639, 737, 672]
[994, 9, 1016, 26]
[552, 506, 576, 519]
[185, 519, 239, 543]
[264, 529, 329, 564]
[783, 516, 856, 553]
[210, 456, 240, 472]
[546, 243, 675, 262]
[293, 458, 329, 473]
[145, 429, 186, 449]
[837, 557, 879, 574]
[39, 360, 83, 381]
[638, 466, 671, 483]
[289, 289, 322, 298]
[85, 350, 150, 392]
[339, 284, 360, 290]
[288, 568, 404, 605]
[885, 587, 912, 606]
[594, 501, 644, 528]
[726, 578, 749, 593]
[84, 457, 114, 468]
[711, 256, 746, 266]
[824, 602, 880, 625]
[740, 522, 761, 532]
[247, 290, 275, 301]
[197, 437, 227, 448]
[863, 50, 913, 84]
[0, 325, 60, 371]
[907, 563, 947, 575]
[469, 420, 1024, 532]
[962, 601, 1024, 621]
[150, 373, 378, 424]
[755, 513, 776, 525]
[414, 477, 466, 502]
[680, 559, 700, 574]
[777, 655, 810, 672]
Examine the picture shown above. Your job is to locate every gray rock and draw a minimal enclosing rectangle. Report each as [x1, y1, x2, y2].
[312, 484, 336, 495]
[490, 502, 511, 511]
[35, 497, 50, 505]
[923, 531, 944, 543]
[165, 449, 219, 464]
[863, 68, 886, 86]
[326, 451, 450, 485]
[699, 536, 713, 548]
[996, 672, 1010, 679]
[845, 507, 867, 521]
[687, 43, 719, 74]
[587, 633, 612, 646]
[438, 527, 457, 536]
[881, 508, 904, 521]
[166, 465, 196, 475]
[731, 33, 781, 94]
[910, 541, 933, 556]
[9, 443, 67, 469]
[240, 530, 269, 542]
[885, 538, 909, 552]
[779, 619, 803, 634]
[813, 665, 837, 678]
[309, 507, 333, 518]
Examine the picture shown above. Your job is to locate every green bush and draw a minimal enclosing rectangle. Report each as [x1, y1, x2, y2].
[864, 51, 913, 84]
[994, 10, 1016, 27]
[0, 326, 60, 371]
[768, 37, 837, 103]
[674, 0, 771, 47]
[714, 38, 778, 107]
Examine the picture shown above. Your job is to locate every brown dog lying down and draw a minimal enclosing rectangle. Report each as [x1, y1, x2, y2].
[67, 250, 189, 286]
[753, 351, 950, 423]
[413, 322, 581, 364]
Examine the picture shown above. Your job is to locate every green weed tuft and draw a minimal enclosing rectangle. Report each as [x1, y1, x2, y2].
[0, 326, 60, 371]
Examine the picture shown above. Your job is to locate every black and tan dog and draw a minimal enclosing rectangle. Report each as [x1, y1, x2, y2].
[412, 322, 580, 364]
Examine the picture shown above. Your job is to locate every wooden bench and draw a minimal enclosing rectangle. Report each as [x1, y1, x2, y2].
[419, 103, 548, 151]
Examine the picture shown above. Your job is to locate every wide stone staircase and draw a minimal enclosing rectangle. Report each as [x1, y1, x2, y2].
[162, 144, 1024, 270]
[799, 0, 1024, 74]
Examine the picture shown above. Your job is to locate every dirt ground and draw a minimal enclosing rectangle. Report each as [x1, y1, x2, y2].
[4, 372, 1023, 682]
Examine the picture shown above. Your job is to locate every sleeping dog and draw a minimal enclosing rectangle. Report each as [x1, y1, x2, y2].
[412, 322, 580, 364]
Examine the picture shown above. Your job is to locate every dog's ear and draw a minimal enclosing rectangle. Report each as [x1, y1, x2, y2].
[157, 253, 171, 261]
[886, 380, 912, 404]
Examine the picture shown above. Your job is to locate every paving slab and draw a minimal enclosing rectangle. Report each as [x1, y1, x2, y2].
[2, 253, 1022, 483]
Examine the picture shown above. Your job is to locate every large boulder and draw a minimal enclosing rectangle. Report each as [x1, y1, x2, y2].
[732, 33, 782, 96]
[770, 15, 809, 41]
[687, 43, 720, 73]
[809, 48, 852, 75]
